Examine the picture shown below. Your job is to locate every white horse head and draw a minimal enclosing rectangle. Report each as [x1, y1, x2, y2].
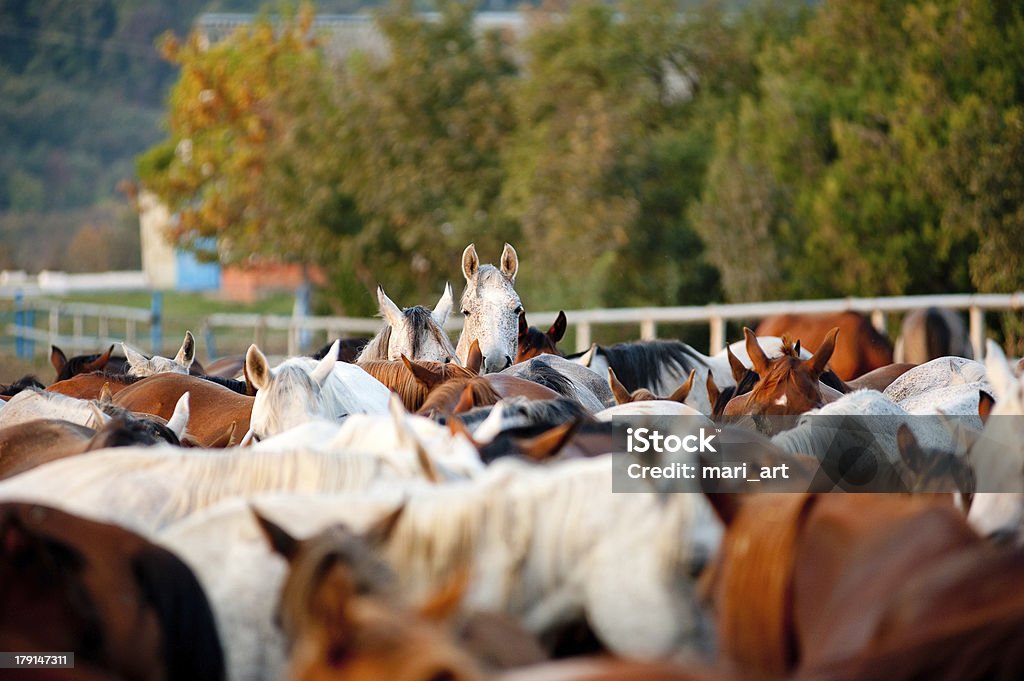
[246, 341, 338, 439]
[357, 284, 456, 363]
[455, 243, 522, 373]
[123, 330, 196, 377]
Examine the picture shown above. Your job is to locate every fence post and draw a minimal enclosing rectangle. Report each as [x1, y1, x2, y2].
[14, 291, 25, 358]
[709, 315, 725, 355]
[576, 321, 592, 353]
[639, 319, 656, 341]
[969, 305, 984, 359]
[150, 291, 163, 355]
[49, 306, 60, 349]
[202, 321, 217, 362]
[870, 309, 887, 334]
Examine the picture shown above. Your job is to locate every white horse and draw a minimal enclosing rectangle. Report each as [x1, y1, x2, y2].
[355, 284, 457, 363]
[0, 442, 442, 536]
[123, 330, 196, 377]
[0, 388, 110, 430]
[455, 243, 522, 373]
[157, 456, 721, 681]
[245, 340, 390, 439]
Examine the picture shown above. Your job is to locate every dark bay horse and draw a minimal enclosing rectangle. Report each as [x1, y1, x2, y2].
[0, 502, 224, 681]
[756, 311, 893, 380]
[516, 311, 567, 363]
[896, 307, 973, 363]
[50, 345, 126, 383]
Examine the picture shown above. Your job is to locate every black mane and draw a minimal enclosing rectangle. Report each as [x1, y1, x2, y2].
[597, 340, 708, 392]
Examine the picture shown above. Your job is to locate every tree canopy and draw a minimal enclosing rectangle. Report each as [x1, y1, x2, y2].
[138, 0, 1024, 316]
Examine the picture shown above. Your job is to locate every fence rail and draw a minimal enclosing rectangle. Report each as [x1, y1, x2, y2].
[5, 292, 1024, 361]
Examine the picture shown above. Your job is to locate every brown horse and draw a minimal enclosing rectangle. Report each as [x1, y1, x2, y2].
[723, 328, 840, 420]
[0, 415, 183, 480]
[359, 358, 478, 412]
[0, 502, 224, 681]
[254, 509, 489, 681]
[606, 368, 695, 404]
[418, 374, 564, 418]
[756, 311, 893, 380]
[516, 311, 567, 363]
[112, 373, 252, 448]
[47, 372, 139, 400]
[50, 344, 125, 382]
[702, 491, 1024, 681]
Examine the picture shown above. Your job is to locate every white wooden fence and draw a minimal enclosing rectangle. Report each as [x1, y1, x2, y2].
[6, 292, 1024, 360]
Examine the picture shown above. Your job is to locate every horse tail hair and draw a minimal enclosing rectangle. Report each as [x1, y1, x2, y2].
[132, 545, 226, 681]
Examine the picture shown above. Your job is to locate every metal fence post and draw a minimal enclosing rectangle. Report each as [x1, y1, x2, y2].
[576, 321, 592, 353]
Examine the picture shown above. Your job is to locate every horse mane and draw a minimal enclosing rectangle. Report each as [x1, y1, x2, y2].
[84, 370, 143, 384]
[198, 374, 248, 395]
[356, 326, 393, 362]
[359, 360, 474, 412]
[418, 377, 501, 416]
[511, 356, 579, 400]
[132, 545, 226, 681]
[597, 340, 708, 393]
[88, 416, 180, 449]
[0, 375, 46, 397]
[459, 396, 594, 433]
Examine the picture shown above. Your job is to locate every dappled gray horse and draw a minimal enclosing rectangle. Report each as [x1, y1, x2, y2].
[356, 284, 456, 363]
[456, 243, 522, 373]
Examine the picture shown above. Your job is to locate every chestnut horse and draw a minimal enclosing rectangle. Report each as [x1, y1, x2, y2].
[0, 502, 224, 681]
[723, 328, 841, 420]
[254, 509, 487, 681]
[702, 492, 1024, 681]
[755, 311, 893, 380]
[112, 373, 252, 448]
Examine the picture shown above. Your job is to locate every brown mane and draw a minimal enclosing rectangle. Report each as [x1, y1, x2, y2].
[417, 377, 501, 417]
[358, 359, 475, 412]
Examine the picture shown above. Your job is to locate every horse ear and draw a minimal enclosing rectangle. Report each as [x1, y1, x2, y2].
[804, 327, 839, 377]
[122, 343, 149, 374]
[548, 311, 567, 343]
[984, 339, 1015, 400]
[453, 382, 477, 414]
[500, 242, 518, 283]
[896, 424, 926, 475]
[167, 392, 190, 440]
[364, 504, 405, 546]
[466, 339, 483, 375]
[743, 328, 771, 376]
[607, 368, 633, 405]
[726, 345, 746, 383]
[461, 243, 479, 280]
[50, 345, 68, 374]
[82, 345, 114, 373]
[432, 282, 454, 327]
[245, 344, 272, 392]
[417, 568, 469, 623]
[174, 331, 196, 369]
[311, 340, 339, 386]
[447, 415, 481, 450]
[706, 372, 721, 410]
[518, 309, 528, 337]
[514, 419, 580, 461]
[252, 508, 300, 562]
[667, 369, 697, 404]
[377, 285, 404, 329]
[794, 339, 801, 357]
[98, 382, 114, 403]
[402, 354, 445, 390]
[205, 421, 237, 448]
[978, 390, 995, 424]
[578, 343, 597, 368]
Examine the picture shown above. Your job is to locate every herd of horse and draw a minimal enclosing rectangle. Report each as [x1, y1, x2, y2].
[1, 242, 1022, 681]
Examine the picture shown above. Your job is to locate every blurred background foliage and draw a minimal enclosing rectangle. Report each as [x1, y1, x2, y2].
[3, 0, 1023, 319]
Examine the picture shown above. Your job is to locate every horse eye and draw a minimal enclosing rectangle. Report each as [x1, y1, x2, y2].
[460, 309, 470, 317]
[514, 306, 523, 315]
